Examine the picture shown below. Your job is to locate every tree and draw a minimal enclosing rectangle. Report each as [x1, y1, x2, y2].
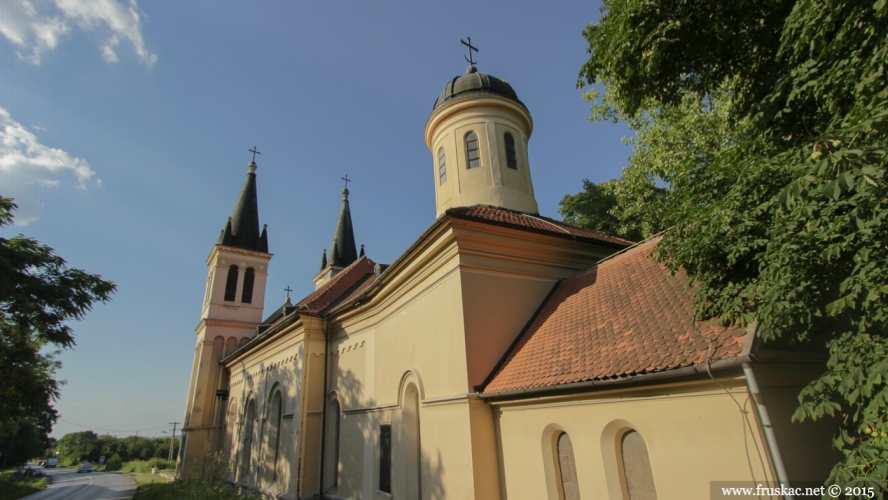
[559, 89, 733, 240]
[576, 0, 888, 487]
[0, 197, 116, 468]
[57, 431, 103, 465]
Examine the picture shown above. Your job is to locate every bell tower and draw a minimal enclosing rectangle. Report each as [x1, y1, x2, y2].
[424, 48, 538, 217]
[180, 158, 272, 476]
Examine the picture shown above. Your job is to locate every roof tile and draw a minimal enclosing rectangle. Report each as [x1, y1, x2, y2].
[446, 205, 634, 247]
[483, 238, 748, 394]
[295, 256, 376, 315]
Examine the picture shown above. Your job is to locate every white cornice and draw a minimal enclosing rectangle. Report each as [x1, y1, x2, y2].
[206, 244, 273, 265]
[195, 318, 262, 332]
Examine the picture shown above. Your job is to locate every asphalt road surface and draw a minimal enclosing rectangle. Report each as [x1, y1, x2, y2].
[22, 465, 135, 500]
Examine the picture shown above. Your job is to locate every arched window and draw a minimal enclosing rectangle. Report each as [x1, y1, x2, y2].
[465, 132, 481, 169]
[224, 265, 238, 302]
[438, 147, 447, 184]
[241, 267, 255, 303]
[240, 399, 256, 483]
[504, 133, 518, 170]
[267, 390, 283, 484]
[379, 424, 392, 494]
[403, 384, 422, 499]
[620, 430, 658, 500]
[325, 399, 341, 492]
[557, 433, 581, 500]
[224, 398, 238, 462]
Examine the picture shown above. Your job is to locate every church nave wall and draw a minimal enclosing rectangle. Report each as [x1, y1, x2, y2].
[492, 379, 776, 500]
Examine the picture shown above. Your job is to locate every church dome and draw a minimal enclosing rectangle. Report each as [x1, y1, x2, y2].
[433, 68, 525, 111]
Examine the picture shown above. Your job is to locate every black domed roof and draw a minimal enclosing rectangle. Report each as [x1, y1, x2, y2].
[433, 68, 525, 111]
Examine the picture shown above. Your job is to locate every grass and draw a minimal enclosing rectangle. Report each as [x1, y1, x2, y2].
[132, 479, 270, 500]
[0, 472, 49, 500]
[129, 472, 173, 486]
[118, 459, 175, 474]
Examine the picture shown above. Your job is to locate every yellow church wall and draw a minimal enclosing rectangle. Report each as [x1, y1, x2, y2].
[460, 270, 558, 389]
[181, 321, 259, 477]
[325, 232, 481, 498]
[224, 322, 309, 498]
[320, 215, 624, 499]
[493, 378, 778, 500]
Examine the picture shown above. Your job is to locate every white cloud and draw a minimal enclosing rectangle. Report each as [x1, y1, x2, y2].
[0, 0, 155, 66]
[0, 107, 99, 225]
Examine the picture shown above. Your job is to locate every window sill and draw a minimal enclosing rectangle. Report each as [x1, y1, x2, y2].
[375, 490, 393, 499]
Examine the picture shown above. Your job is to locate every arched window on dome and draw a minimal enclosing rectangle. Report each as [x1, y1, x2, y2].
[241, 267, 255, 304]
[438, 147, 447, 184]
[504, 133, 518, 170]
[465, 132, 481, 169]
[224, 265, 238, 302]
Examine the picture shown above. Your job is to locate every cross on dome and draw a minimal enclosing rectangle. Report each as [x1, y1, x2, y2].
[461, 37, 479, 73]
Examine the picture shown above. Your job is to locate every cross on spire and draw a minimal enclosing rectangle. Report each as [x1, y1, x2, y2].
[249, 146, 261, 162]
[342, 175, 351, 190]
[284, 286, 292, 299]
[461, 37, 479, 69]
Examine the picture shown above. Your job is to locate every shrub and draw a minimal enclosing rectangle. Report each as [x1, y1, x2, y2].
[120, 458, 175, 474]
[104, 454, 123, 472]
[0, 472, 49, 500]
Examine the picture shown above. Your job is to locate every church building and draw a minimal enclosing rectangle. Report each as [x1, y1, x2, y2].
[179, 55, 838, 499]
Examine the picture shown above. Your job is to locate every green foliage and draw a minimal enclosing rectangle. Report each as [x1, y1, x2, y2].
[104, 453, 123, 471]
[558, 179, 622, 237]
[121, 458, 176, 474]
[578, 0, 888, 486]
[132, 480, 270, 500]
[559, 89, 734, 240]
[0, 414, 54, 468]
[0, 472, 49, 500]
[132, 454, 269, 500]
[0, 197, 116, 469]
[57, 430, 103, 465]
[55, 431, 179, 469]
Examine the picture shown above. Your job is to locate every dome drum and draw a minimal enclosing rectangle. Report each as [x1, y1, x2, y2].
[426, 71, 538, 217]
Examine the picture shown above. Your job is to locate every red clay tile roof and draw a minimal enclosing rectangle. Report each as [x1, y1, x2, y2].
[482, 238, 747, 394]
[295, 256, 377, 315]
[446, 205, 634, 248]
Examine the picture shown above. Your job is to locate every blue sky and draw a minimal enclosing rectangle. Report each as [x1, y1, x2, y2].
[0, 1, 632, 439]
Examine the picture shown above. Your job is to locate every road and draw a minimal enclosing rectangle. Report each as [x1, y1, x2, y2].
[22, 465, 136, 500]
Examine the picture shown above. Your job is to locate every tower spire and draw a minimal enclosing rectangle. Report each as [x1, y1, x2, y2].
[218, 157, 268, 253]
[328, 181, 357, 268]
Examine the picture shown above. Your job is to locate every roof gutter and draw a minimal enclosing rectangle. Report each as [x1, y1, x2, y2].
[479, 354, 752, 400]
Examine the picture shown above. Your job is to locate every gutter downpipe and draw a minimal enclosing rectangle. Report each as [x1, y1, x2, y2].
[743, 362, 793, 499]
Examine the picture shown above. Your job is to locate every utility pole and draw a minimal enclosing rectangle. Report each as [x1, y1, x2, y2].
[168, 422, 180, 462]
